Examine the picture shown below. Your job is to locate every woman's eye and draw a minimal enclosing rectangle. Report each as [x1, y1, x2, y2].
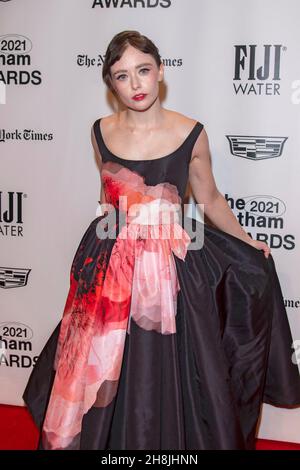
[116, 68, 150, 81]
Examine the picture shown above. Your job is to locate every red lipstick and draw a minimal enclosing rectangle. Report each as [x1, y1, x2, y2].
[132, 94, 147, 101]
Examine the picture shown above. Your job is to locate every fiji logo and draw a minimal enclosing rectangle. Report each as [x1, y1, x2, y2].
[226, 135, 288, 160]
[0, 266, 31, 289]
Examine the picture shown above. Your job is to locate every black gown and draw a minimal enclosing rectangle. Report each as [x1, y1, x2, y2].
[23, 118, 300, 450]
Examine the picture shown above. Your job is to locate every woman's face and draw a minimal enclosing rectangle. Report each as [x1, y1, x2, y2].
[109, 44, 164, 109]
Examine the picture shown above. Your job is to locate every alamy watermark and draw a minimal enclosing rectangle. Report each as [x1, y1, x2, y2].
[95, 196, 205, 251]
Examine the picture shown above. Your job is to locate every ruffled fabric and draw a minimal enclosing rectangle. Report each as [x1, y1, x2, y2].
[41, 161, 191, 449]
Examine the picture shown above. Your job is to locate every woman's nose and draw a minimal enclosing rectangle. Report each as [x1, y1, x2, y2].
[130, 74, 141, 89]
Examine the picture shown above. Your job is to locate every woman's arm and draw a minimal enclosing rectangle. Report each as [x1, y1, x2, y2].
[188, 127, 271, 258]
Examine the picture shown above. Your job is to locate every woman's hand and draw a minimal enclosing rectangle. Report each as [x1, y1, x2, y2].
[248, 239, 271, 259]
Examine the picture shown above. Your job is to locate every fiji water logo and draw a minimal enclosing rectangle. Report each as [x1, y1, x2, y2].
[0, 191, 26, 237]
[233, 44, 286, 95]
[226, 135, 288, 160]
[0, 191, 25, 223]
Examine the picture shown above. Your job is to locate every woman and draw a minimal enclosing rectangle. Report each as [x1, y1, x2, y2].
[23, 30, 300, 450]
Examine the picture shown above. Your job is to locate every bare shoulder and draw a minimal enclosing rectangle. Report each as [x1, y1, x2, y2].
[165, 110, 208, 161]
[98, 113, 119, 132]
[93, 111, 205, 162]
[165, 109, 199, 137]
[190, 125, 210, 164]
[98, 110, 199, 135]
[91, 113, 117, 156]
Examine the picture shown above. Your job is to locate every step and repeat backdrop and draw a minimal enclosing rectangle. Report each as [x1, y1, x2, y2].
[1, 0, 300, 443]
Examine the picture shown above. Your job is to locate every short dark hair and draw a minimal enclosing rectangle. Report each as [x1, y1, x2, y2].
[102, 30, 162, 94]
